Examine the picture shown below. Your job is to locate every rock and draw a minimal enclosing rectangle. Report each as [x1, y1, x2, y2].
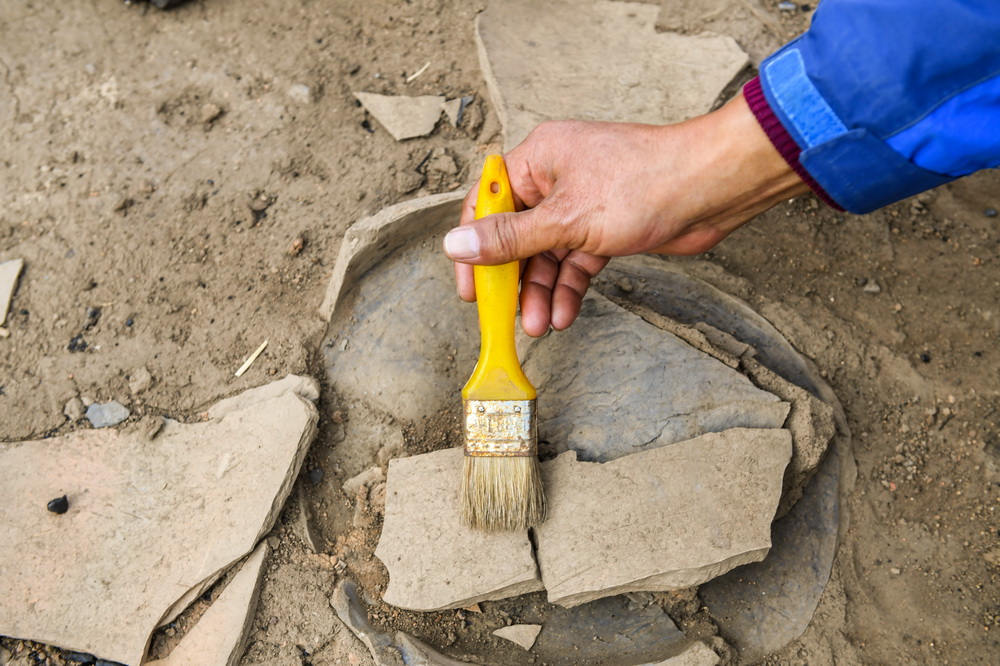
[353, 92, 445, 140]
[983, 549, 1000, 566]
[476, 0, 748, 149]
[0, 376, 319, 665]
[85, 400, 130, 428]
[492, 624, 541, 651]
[64, 397, 85, 421]
[128, 366, 153, 394]
[520, 293, 790, 463]
[534, 429, 791, 607]
[985, 207, 998, 218]
[650, 641, 720, 665]
[148, 542, 268, 666]
[374, 447, 542, 611]
[342, 465, 384, 496]
[287, 83, 312, 104]
[199, 102, 223, 124]
[862, 279, 881, 294]
[441, 97, 463, 127]
[47, 494, 69, 514]
[0, 258, 23, 326]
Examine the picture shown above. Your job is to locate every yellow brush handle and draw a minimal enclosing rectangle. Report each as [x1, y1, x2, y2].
[462, 155, 536, 401]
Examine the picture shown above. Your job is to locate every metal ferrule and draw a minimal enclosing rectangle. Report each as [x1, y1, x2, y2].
[463, 399, 537, 457]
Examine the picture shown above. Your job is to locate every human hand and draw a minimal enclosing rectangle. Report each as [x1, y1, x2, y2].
[444, 94, 808, 336]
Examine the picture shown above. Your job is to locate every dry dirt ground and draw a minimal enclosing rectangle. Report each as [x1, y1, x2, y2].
[1, 1, 998, 665]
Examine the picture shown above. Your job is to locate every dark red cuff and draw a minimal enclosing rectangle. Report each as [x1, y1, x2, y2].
[743, 76, 844, 211]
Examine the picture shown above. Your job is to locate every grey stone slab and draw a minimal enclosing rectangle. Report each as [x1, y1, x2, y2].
[375, 447, 543, 611]
[148, 542, 268, 666]
[520, 292, 790, 462]
[531, 595, 686, 664]
[0, 257, 23, 326]
[476, 0, 748, 149]
[354, 92, 445, 140]
[0, 376, 319, 665]
[535, 429, 791, 608]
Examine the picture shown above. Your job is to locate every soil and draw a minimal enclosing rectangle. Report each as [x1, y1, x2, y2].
[1, 1, 997, 665]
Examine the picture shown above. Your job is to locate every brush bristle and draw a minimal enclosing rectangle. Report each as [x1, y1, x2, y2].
[461, 456, 546, 531]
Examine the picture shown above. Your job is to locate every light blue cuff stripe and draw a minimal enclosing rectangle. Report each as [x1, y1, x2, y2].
[763, 49, 847, 149]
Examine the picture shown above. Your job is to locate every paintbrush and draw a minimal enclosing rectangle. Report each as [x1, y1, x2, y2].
[460, 154, 545, 531]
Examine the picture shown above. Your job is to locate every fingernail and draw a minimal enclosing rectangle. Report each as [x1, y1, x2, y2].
[444, 227, 480, 260]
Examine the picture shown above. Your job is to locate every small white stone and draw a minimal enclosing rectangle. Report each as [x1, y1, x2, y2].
[288, 83, 312, 104]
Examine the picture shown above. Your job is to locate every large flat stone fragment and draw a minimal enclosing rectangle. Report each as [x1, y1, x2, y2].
[149, 542, 268, 666]
[521, 293, 790, 462]
[0, 376, 319, 665]
[476, 0, 749, 149]
[354, 92, 445, 140]
[375, 447, 543, 611]
[535, 428, 791, 607]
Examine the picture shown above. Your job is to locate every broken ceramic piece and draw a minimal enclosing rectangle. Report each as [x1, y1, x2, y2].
[649, 641, 721, 665]
[149, 542, 268, 666]
[375, 447, 543, 611]
[476, 0, 748, 149]
[354, 92, 445, 140]
[535, 429, 791, 607]
[0, 257, 23, 327]
[493, 624, 541, 651]
[332, 579, 472, 666]
[531, 595, 686, 663]
[521, 292, 790, 462]
[0, 376, 319, 664]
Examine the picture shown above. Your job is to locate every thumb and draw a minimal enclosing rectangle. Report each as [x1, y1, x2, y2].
[443, 204, 562, 265]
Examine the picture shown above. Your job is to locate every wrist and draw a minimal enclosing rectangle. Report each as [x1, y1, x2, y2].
[669, 92, 810, 234]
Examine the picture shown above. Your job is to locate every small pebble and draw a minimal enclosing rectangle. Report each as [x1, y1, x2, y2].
[862, 279, 881, 294]
[920, 352, 931, 363]
[778, 1, 797, 10]
[287, 83, 313, 104]
[616, 277, 634, 293]
[125, 317, 134, 327]
[68, 334, 88, 353]
[308, 467, 324, 485]
[984, 207, 998, 218]
[889, 567, 901, 575]
[64, 397, 85, 421]
[199, 102, 223, 124]
[86, 400, 131, 428]
[47, 495, 69, 514]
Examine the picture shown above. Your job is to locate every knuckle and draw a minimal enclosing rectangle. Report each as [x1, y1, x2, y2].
[491, 214, 521, 261]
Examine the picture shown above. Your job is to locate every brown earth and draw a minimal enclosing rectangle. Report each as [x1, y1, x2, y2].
[1, 1, 997, 665]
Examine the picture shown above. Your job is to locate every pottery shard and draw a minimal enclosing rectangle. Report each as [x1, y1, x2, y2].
[521, 293, 790, 462]
[493, 624, 541, 651]
[534, 428, 792, 607]
[354, 92, 445, 140]
[375, 447, 543, 611]
[476, 0, 748, 150]
[0, 375, 319, 665]
[149, 542, 269, 666]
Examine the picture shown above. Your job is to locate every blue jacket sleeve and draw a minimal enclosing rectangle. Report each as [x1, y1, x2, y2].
[755, 0, 1000, 214]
